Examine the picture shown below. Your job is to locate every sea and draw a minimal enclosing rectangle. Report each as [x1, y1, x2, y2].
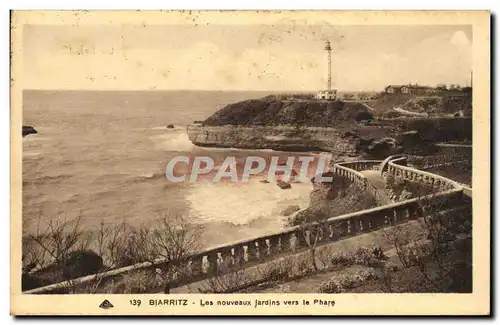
[22, 90, 318, 248]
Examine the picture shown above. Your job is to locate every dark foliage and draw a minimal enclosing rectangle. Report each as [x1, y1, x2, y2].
[62, 250, 103, 279]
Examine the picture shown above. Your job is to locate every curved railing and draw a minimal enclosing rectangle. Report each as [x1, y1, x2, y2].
[335, 160, 383, 172]
[24, 156, 471, 294]
[387, 156, 462, 191]
[333, 160, 384, 202]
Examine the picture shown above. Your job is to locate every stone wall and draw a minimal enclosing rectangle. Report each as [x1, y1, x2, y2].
[401, 117, 472, 142]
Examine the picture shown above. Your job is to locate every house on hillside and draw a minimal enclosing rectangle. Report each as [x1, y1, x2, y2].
[385, 85, 403, 94]
[385, 84, 440, 96]
[401, 84, 437, 95]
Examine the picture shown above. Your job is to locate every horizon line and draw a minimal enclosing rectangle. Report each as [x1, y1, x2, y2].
[22, 88, 389, 93]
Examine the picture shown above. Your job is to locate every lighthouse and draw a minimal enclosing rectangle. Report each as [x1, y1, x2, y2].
[315, 40, 337, 100]
[325, 40, 332, 91]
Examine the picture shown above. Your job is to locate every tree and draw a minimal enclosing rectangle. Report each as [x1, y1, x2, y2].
[23, 213, 204, 294]
[303, 223, 321, 272]
[125, 214, 203, 293]
[382, 190, 472, 293]
[23, 213, 99, 292]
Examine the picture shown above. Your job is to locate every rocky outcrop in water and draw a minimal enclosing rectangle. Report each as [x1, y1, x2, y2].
[280, 205, 300, 216]
[277, 180, 291, 189]
[23, 125, 37, 137]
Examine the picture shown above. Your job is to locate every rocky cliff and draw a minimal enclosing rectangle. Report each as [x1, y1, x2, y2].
[186, 125, 362, 155]
[186, 96, 472, 157]
[203, 98, 373, 127]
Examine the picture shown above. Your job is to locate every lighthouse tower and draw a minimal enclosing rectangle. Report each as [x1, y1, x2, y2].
[325, 40, 332, 91]
[315, 40, 337, 100]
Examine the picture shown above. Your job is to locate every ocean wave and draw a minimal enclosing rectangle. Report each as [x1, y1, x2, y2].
[23, 151, 42, 158]
[132, 125, 187, 131]
[135, 172, 166, 181]
[151, 131, 194, 152]
[185, 179, 312, 226]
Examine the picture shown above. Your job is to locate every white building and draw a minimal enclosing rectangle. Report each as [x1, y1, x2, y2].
[315, 89, 337, 100]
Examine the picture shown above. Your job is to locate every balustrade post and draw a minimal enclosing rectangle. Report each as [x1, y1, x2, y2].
[434, 179, 441, 190]
[349, 217, 360, 234]
[392, 209, 400, 224]
[361, 215, 372, 232]
[324, 222, 333, 241]
[384, 213, 391, 226]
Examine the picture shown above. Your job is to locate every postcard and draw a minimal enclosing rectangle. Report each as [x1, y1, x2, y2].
[10, 10, 490, 315]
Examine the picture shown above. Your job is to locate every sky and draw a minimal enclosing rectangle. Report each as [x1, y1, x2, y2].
[22, 24, 472, 91]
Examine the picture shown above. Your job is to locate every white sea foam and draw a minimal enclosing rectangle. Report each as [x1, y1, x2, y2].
[185, 178, 313, 227]
[151, 131, 194, 152]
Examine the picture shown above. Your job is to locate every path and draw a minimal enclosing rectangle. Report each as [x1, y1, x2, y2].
[435, 142, 473, 148]
[361, 103, 375, 111]
[393, 106, 428, 117]
[359, 170, 392, 205]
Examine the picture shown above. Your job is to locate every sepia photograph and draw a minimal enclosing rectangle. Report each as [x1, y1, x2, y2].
[10, 10, 490, 315]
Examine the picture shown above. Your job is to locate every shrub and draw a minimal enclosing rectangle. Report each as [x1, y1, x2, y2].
[318, 278, 344, 293]
[330, 247, 385, 268]
[317, 268, 380, 293]
[353, 268, 379, 283]
[22, 273, 44, 291]
[120, 270, 161, 294]
[330, 251, 355, 266]
[355, 111, 374, 121]
[62, 250, 103, 279]
[353, 247, 383, 267]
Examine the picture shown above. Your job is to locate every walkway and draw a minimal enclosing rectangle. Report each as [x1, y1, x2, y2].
[393, 106, 428, 117]
[359, 170, 392, 205]
[361, 103, 375, 111]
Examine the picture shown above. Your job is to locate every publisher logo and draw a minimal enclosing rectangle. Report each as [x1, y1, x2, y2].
[99, 299, 114, 309]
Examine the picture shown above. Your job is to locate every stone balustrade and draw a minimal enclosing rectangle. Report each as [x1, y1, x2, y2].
[333, 161, 384, 201]
[336, 160, 383, 172]
[387, 156, 462, 192]
[333, 164, 370, 190]
[24, 156, 471, 294]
